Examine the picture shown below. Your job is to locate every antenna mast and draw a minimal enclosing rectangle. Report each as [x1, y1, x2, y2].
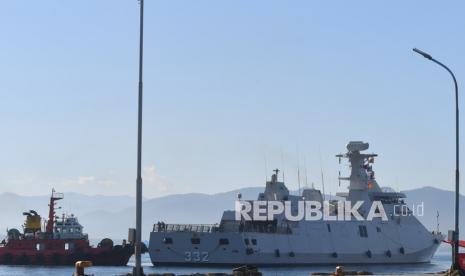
[296, 147, 301, 196]
[46, 189, 63, 233]
[281, 150, 285, 182]
[319, 148, 326, 201]
[264, 153, 268, 182]
[304, 156, 308, 187]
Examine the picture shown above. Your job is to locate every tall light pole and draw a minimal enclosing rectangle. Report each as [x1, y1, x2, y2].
[413, 48, 460, 270]
[134, 0, 144, 275]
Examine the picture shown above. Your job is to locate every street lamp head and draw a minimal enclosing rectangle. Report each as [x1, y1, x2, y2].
[413, 48, 433, 60]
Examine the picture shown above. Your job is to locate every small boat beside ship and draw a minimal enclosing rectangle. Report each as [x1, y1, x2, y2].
[0, 190, 135, 266]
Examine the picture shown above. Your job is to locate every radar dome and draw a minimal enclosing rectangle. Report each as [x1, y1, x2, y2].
[347, 141, 369, 152]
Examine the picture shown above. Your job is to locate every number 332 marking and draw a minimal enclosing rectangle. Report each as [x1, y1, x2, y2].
[184, 251, 209, 262]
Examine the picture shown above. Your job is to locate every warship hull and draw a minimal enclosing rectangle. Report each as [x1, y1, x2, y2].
[149, 222, 442, 266]
[149, 142, 444, 266]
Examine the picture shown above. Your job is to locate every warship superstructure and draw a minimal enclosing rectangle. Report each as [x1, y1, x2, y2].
[148, 141, 443, 265]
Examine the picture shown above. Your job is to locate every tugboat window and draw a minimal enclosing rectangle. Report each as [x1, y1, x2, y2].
[244, 238, 250, 245]
[191, 238, 200, 244]
[251, 239, 257, 245]
[163, 237, 173, 244]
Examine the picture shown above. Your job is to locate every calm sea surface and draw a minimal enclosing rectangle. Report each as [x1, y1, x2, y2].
[0, 246, 453, 276]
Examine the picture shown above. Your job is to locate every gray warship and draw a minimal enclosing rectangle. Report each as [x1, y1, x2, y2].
[148, 141, 443, 265]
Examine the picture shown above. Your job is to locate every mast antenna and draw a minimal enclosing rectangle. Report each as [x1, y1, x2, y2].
[281, 149, 285, 182]
[264, 153, 268, 182]
[319, 147, 326, 201]
[304, 156, 308, 187]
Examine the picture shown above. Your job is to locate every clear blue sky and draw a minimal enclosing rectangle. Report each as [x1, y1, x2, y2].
[1, 0, 465, 197]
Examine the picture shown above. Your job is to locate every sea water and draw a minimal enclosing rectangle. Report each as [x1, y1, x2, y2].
[0, 245, 453, 276]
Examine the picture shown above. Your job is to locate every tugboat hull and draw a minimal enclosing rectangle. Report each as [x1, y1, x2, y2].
[0, 247, 133, 266]
[0, 239, 134, 266]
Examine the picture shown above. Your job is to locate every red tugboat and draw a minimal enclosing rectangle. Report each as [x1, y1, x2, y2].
[0, 190, 138, 266]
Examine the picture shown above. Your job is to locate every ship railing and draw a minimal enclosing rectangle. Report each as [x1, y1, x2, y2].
[239, 224, 293, 234]
[153, 223, 220, 233]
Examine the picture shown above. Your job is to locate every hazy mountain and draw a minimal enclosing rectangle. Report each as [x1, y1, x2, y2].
[401, 186, 465, 236]
[0, 187, 262, 240]
[0, 186, 463, 240]
[79, 187, 263, 239]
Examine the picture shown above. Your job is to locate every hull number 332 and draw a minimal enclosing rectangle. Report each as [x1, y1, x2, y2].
[184, 251, 209, 262]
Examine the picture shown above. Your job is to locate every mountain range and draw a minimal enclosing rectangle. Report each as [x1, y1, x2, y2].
[0, 186, 463, 240]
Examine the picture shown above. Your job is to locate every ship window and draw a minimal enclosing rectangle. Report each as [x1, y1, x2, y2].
[359, 225, 368, 238]
[36, 243, 45, 251]
[191, 238, 200, 244]
[376, 227, 381, 233]
[327, 224, 331, 232]
[65, 242, 74, 250]
[244, 238, 250, 245]
[163, 237, 173, 244]
[219, 238, 229, 245]
[251, 239, 257, 245]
